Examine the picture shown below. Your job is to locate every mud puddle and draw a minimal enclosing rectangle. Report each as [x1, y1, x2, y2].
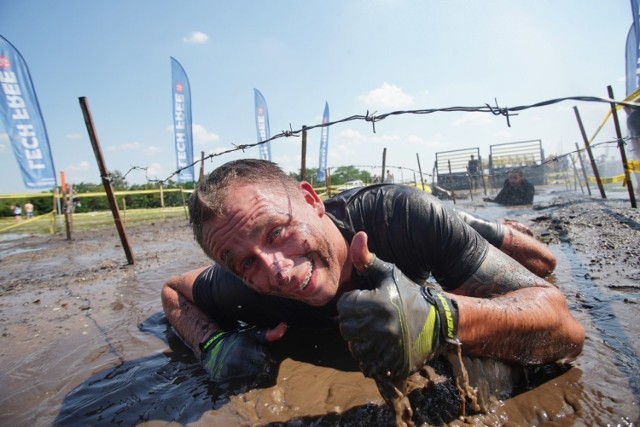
[0, 187, 638, 426]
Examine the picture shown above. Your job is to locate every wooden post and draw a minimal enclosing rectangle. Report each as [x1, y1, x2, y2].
[416, 153, 426, 191]
[447, 160, 456, 204]
[199, 151, 205, 183]
[574, 142, 592, 196]
[79, 97, 135, 265]
[180, 186, 188, 220]
[573, 106, 606, 198]
[159, 182, 165, 208]
[432, 163, 437, 191]
[479, 155, 487, 195]
[381, 148, 387, 182]
[607, 85, 637, 208]
[52, 188, 59, 234]
[300, 125, 307, 182]
[122, 197, 127, 224]
[570, 153, 584, 194]
[64, 184, 72, 240]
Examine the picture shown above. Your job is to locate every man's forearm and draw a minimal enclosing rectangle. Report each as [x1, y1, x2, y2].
[448, 245, 584, 365]
[161, 283, 220, 358]
[451, 285, 584, 365]
[499, 226, 556, 277]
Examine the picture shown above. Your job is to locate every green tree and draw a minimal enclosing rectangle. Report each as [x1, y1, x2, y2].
[331, 166, 371, 185]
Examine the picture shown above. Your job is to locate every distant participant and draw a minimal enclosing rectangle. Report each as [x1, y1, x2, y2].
[467, 155, 480, 189]
[485, 168, 534, 206]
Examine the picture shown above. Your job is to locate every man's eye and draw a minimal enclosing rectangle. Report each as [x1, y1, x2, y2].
[241, 257, 256, 272]
[269, 227, 283, 242]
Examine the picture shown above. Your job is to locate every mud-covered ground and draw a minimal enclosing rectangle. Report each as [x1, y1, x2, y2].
[0, 189, 639, 426]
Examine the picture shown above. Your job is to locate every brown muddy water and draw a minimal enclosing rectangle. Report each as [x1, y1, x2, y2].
[0, 186, 638, 426]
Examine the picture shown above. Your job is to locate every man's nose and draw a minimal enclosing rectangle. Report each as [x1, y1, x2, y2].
[259, 252, 290, 286]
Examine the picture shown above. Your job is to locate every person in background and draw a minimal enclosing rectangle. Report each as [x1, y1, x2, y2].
[161, 159, 582, 394]
[484, 168, 534, 206]
[24, 201, 34, 219]
[467, 155, 480, 190]
[13, 204, 22, 221]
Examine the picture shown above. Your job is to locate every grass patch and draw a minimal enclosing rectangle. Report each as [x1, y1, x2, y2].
[0, 206, 189, 236]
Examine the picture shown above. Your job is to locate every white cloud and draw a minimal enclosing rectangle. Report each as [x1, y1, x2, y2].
[145, 162, 164, 179]
[338, 128, 366, 144]
[453, 112, 495, 127]
[183, 31, 209, 44]
[493, 130, 513, 141]
[404, 134, 447, 149]
[64, 160, 91, 173]
[192, 124, 220, 145]
[167, 123, 220, 147]
[105, 141, 162, 156]
[358, 82, 414, 110]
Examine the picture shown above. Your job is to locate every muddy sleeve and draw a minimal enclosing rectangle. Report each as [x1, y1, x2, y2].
[345, 185, 489, 291]
[451, 208, 504, 248]
[402, 193, 490, 290]
[191, 265, 253, 330]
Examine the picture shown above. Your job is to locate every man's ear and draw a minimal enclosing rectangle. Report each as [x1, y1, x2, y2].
[299, 181, 325, 215]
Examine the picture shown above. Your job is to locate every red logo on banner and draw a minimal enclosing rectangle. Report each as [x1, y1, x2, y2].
[257, 107, 264, 115]
[175, 82, 183, 93]
[0, 56, 10, 69]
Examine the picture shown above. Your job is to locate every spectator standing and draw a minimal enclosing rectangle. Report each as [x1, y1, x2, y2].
[13, 204, 22, 221]
[24, 201, 34, 218]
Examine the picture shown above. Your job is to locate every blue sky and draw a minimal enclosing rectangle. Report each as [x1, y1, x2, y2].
[0, 0, 634, 193]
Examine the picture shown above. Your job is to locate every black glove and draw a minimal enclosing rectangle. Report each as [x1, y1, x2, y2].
[200, 328, 277, 385]
[337, 255, 460, 381]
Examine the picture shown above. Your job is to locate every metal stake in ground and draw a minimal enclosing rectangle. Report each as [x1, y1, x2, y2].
[573, 106, 606, 199]
[606, 85, 637, 209]
[78, 96, 135, 265]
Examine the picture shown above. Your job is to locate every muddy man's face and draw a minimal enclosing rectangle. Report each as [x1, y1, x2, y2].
[202, 182, 347, 306]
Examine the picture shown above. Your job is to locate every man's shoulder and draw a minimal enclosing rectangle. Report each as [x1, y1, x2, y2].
[325, 184, 427, 206]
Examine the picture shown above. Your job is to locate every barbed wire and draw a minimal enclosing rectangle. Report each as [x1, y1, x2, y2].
[119, 94, 640, 185]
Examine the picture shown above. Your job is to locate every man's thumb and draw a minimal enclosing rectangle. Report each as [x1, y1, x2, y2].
[351, 231, 375, 272]
[264, 322, 288, 343]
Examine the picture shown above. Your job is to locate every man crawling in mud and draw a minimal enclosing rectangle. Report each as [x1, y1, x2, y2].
[161, 159, 585, 413]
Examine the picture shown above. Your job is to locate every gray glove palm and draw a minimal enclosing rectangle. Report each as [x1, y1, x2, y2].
[337, 255, 460, 381]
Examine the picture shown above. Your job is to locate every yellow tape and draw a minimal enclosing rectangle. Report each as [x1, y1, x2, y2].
[587, 88, 640, 144]
[628, 160, 640, 172]
[587, 175, 626, 184]
[0, 188, 192, 200]
[0, 210, 53, 233]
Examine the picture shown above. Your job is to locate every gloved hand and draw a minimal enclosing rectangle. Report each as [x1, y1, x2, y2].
[337, 234, 460, 381]
[199, 327, 278, 385]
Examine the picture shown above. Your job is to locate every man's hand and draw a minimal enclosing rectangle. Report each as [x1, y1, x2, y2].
[337, 232, 459, 381]
[200, 322, 287, 384]
[503, 220, 533, 236]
